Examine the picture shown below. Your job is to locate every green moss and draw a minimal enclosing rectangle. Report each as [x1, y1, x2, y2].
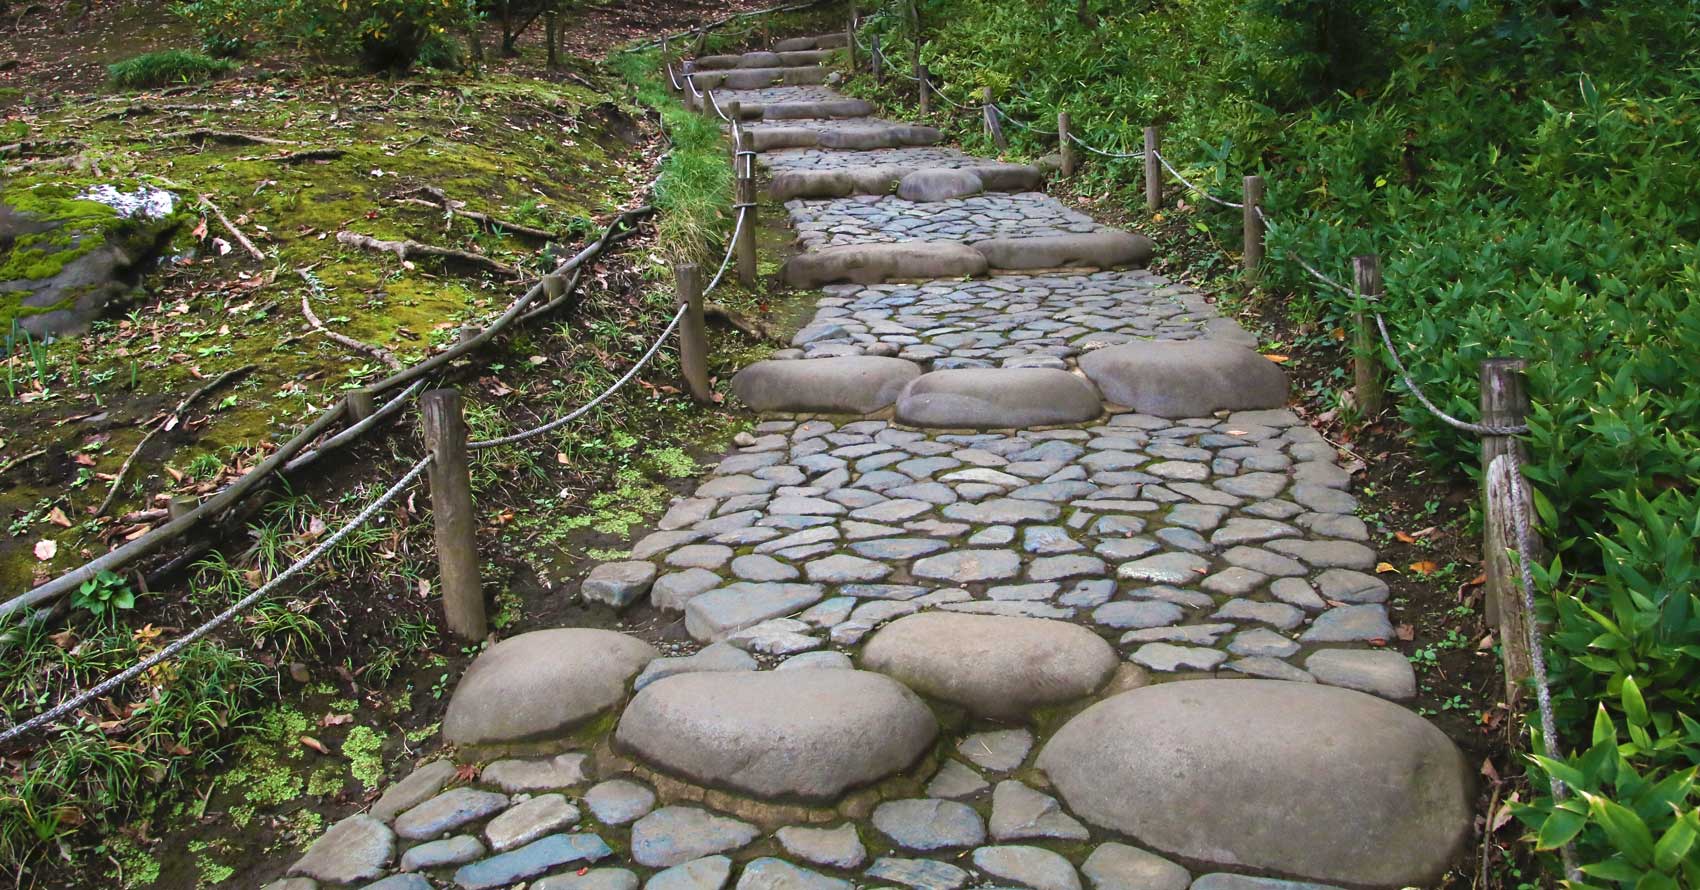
[105, 838, 160, 888]
[194, 854, 233, 888]
[0, 184, 121, 284]
[342, 725, 387, 791]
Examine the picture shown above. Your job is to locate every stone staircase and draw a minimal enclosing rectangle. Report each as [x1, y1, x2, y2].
[269, 33, 1473, 890]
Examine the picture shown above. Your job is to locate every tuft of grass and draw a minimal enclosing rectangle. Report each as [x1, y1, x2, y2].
[107, 50, 234, 90]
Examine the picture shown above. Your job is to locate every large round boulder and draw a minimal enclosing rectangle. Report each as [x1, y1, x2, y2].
[1036, 680, 1472, 888]
[972, 231, 1153, 271]
[615, 669, 937, 801]
[859, 613, 1117, 719]
[444, 629, 658, 746]
[895, 368, 1103, 429]
[1078, 341, 1288, 418]
[784, 242, 989, 288]
[731, 357, 921, 415]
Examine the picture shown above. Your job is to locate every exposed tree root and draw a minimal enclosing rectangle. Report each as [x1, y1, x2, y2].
[199, 195, 265, 262]
[95, 365, 256, 518]
[334, 230, 520, 278]
[161, 129, 295, 146]
[270, 148, 346, 164]
[297, 270, 404, 371]
[397, 186, 560, 241]
[0, 448, 47, 478]
[706, 302, 783, 342]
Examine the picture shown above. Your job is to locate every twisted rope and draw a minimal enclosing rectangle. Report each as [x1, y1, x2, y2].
[1154, 150, 1243, 208]
[0, 454, 433, 745]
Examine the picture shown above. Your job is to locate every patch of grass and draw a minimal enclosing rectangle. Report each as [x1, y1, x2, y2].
[106, 50, 234, 90]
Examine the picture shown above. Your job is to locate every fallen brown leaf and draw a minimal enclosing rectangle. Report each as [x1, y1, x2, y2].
[299, 735, 330, 755]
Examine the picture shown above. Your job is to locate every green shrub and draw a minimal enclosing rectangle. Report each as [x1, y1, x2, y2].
[174, 0, 476, 72]
[106, 49, 234, 89]
[850, 0, 1700, 882]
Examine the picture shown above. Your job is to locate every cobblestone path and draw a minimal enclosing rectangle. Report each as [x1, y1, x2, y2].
[267, 34, 1474, 890]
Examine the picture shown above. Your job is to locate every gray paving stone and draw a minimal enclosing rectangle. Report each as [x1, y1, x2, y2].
[630, 808, 761, 868]
[583, 780, 657, 826]
[372, 760, 457, 823]
[865, 857, 970, 890]
[401, 834, 485, 871]
[1304, 649, 1416, 700]
[582, 561, 658, 608]
[913, 549, 1023, 582]
[453, 834, 613, 890]
[872, 799, 987, 851]
[928, 759, 991, 800]
[972, 845, 1083, 890]
[737, 858, 853, 890]
[958, 728, 1034, 772]
[989, 780, 1090, 841]
[1129, 643, 1227, 672]
[653, 569, 729, 611]
[1081, 843, 1190, 890]
[635, 642, 759, 690]
[1226, 628, 1300, 658]
[776, 824, 868, 869]
[485, 794, 579, 852]
[394, 788, 510, 841]
[1222, 657, 1316, 683]
[1189, 875, 1344, 890]
[684, 583, 825, 642]
[1299, 604, 1394, 643]
[291, 814, 395, 884]
[535, 869, 641, 890]
[481, 754, 590, 793]
[1118, 553, 1209, 584]
[1211, 598, 1304, 630]
[1315, 568, 1390, 604]
[646, 856, 733, 890]
[1092, 600, 1185, 630]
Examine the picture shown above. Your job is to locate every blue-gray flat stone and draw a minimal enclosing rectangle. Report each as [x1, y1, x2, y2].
[865, 857, 970, 890]
[629, 807, 760, 868]
[735, 858, 853, 890]
[871, 799, 986, 851]
[452, 833, 612, 890]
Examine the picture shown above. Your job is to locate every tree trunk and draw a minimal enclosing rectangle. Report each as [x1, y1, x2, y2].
[545, 8, 558, 68]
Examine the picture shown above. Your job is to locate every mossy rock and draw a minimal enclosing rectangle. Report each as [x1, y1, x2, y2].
[0, 181, 185, 337]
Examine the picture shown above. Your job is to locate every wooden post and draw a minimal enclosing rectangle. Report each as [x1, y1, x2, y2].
[168, 496, 198, 521]
[1143, 126, 1161, 210]
[735, 130, 759, 287]
[420, 389, 485, 642]
[1351, 254, 1385, 416]
[846, 4, 858, 69]
[1242, 174, 1264, 275]
[675, 265, 712, 402]
[872, 34, 883, 83]
[982, 88, 1008, 150]
[727, 100, 742, 167]
[1481, 358, 1535, 708]
[458, 325, 482, 346]
[910, 0, 928, 116]
[1058, 112, 1076, 178]
[344, 388, 375, 423]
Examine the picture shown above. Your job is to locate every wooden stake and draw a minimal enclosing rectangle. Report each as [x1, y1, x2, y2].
[420, 389, 485, 642]
[911, 0, 928, 116]
[872, 34, 883, 83]
[1242, 174, 1265, 275]
[344, 387, 375, 423]
[727, 100, 742, 168]
[168, 496, 198, 521]
[847, 4, 858, 68]
[675, 265, 712, 402]
[1058, 112, 1076, 178]
[1481, 358, 1535, 709]
[1351, 254, 1385, 416]
[983, 88, 1007, 150]
[1144, 126, 1161, 210]
[735, 130, 759, 287]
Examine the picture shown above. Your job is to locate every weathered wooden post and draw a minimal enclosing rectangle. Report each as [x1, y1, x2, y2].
[727, 101, 742, 167]
[1351, 255, 1385, 416]
[420, 388, 486, 641]
[872, 34, 883, 83]
[675, 264, 712, 402]
[344, 387, 375, 423]
[735, 130, 760, 287]
[910, 0, 928, 116]
[1058, 112, 1076, 178]
[1481, 358, 1536, 708]
[982, 88, 1008, 150]
[1242, 174, 1264, 275]
[1143, 126, 1161, 210]
[168, 495, 198, 521]
[847, 3, 858, 69]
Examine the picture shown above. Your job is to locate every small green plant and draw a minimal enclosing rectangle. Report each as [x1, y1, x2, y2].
[106, 50, 234, 89]
[72, 570, 137, 617]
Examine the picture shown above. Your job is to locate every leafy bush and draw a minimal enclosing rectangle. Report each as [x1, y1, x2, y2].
[106, 49, 234, 89]
[852, 0, 1700, 882]
[174, 0, 476, 71]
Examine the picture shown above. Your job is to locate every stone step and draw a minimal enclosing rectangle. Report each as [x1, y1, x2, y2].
[689, 65, 830, 91]
[774, 33, 849, 53]
[748, 122, 943, 152]
[781, 232, 1152, 288]
[691, 49, 836, 70]
[769, 162, 1044, 201]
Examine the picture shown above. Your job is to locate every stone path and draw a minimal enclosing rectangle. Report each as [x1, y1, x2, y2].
[267, 36, 1473, 890]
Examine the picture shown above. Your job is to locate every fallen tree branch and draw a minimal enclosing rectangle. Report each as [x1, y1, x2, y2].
[161, 129, 295, 146]
[706, 302, 783, 342]
[334, 230, 520, 278]
[199, 195, 265, 262]
[397, 186, 559, 241]
[0, 448, 47, 477]
[95, 365, 256, 518]
[297, 271, 404, 370]
[270, 148, 346, 164]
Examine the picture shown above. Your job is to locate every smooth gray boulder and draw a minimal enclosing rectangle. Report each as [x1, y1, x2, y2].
[859, 612, 1117, 719]
[897, 169, 984, 202]
[774, 36, 819, 52]
[615, 669, 937, 801]
[769, 168, 898, 201]
[970, 163, 1047, 192]
[732, 357, 921, 415]
[581, 561, 657, 608]
[1037, 680, 1472, 887]
[895, 368, 1102, 429]
[444, 629, 658, 746]
[784, 241, 988, 287]
[1078, 341, 1288, 418]
[972, 231, 1153, 271]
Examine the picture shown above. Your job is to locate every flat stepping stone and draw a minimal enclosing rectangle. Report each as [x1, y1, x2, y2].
[777, 824, 868, 869]
[895, 368, 1102, 429]
[582, 561, 657, 608]
[684, 582, 825, 642]
[762, 98, 879, 119]
[486, 794, 580, 852]
[973, 231, 1153, 271]
[1079, 341, 1288, 418]
[972, 845, 1083, 890]
[771, 163, 1041, 201]
[1081, 843, 1191, 890]
[630, 808, 759, 868]
[784, 241, 988, 288]
[366, 876, 432, 890]
[371, 759, 457, 822]
[535, 869, 641, 890]
[860, 612, 1117, 719]
[395, 787, 510, 841]
[583, 779, 657, 825]
[482, 753, 591, 793]
[453, 833, 613, 890]
[1303, 649, 1416, 700]
[751, 123, 942, 152]
[957, 728, 1033, 772]
[636, 641, 759, 690]
[1129, 642, 1226, 672]
[928, 760, 990, 799]
[736, 858, 853, 890]
[867, 858, 970, 890]
[898, 168, 985, 202]
[616, 670, 937, 801]
[990, 780, 1090, 841]
[290, 814, 394, 884]
[444, 629, 657, 746]
[733, 356, 921, 415]
[872, 798, 987, 850]
[1191, 877, 1346, 890]
[647, 856, 733, 890]
[1298, 604, 1393, 643]
[691, 65, 830, 90]
[1037, 680, 1472, 887]
[401, 834, 486, 871]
